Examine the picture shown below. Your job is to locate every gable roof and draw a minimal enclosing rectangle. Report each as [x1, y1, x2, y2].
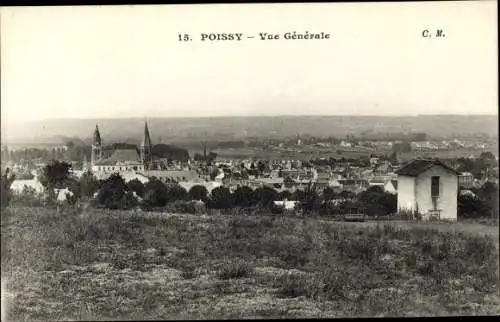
[395, 159, 460, 177]
[95, 149, 141, 165]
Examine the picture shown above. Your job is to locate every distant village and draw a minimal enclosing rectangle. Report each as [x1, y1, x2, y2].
[2, 121, 499, 221]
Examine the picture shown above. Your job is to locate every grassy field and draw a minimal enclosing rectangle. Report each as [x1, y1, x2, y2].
[2, 207, 499, 320]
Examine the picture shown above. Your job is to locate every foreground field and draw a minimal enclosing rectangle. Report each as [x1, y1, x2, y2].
[2, 207, 499, 320]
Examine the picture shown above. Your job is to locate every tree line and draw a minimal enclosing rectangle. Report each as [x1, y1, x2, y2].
[2, 159, 497, 220]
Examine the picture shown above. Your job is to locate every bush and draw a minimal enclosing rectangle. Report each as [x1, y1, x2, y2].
[1, 168, 16, 208]
[79, 171, 99, 198]
[96, 174, 137, 210]
[357, 188, 397, 216]
[209, 186, 233, 209]
[232, 186, 255, 207]
[127, 179, 145, 198]
[11, 186, 44, 207]
[188, 185, 208, 202]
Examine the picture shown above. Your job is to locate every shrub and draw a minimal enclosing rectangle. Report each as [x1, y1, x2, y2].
[1, 168, 16, 208]
[209, 186, 233, 209]
[96, 173, 136, 210]
[79, 171, 99, 198]
[188, 185, 209, 202]
[11, 186, 44, 207]
[127, 179, 145, 198]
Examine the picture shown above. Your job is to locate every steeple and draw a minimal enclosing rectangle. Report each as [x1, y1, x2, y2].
[140, 121, 153, 169]
[91, 124, 102, 167]
[141, 121, 152, 148]
[93, 125, 102, 146]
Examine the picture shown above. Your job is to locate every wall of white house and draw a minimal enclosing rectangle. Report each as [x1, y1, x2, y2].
[415, 165, 458, 221]
[397, 175, 416, 212]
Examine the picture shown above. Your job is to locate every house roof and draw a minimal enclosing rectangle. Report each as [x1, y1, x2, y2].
[139, 170, 198, 181]
[390, 179, 398, 190]
[95, 149, 141, 165]
[395, 159, 460, 177]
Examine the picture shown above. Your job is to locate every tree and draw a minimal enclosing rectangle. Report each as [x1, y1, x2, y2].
[233, 186, 254, 207]
[39, 160, 72, 200]
[323, 187, 337, 201]
[188, 185, 209, 202]
[278, 190, 292, 201]
[80, 171, 99, 198]
[165, 183, 188, 202]
[209, 186, 233, 209]
[340, 190, 356, 199]
[356, 187, 397, 216]
[479, 151, 495, 161]
[284, 176, 295, 188]
[127, 179, 145, 198]
[252, 186, 278, 209]
[471, 158, 487, 179]
[60, 177, 81, 199]
[291, 189, 306, 202]
[1, 168, 16, 208]
[458, 194, 487, 219]
[258, 160, 267, 173]
[456, 157, 474, 173]
[472, 182, 499, 219]
[209, 167, 220, 181]
[143, 178, 170, 207]
[96, 173, 136, 210]
[300, 183, 322, 215]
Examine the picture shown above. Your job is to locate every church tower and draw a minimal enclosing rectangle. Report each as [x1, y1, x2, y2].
[91, 124, 102, 167]
[140, 121, 153, 169]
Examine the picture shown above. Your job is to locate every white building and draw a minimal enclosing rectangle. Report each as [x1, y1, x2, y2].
[11, 179, 44, 194]
[395, 159, 460, 221]
[384, 180, 398, 194]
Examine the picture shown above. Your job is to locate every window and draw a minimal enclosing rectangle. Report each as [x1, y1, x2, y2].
[431, 176, 440, 197]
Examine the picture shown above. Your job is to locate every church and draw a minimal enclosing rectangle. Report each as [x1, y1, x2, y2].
[89, 121, 166, 173]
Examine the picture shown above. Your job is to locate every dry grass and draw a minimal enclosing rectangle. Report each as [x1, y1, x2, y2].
[1, 207, 499, 320]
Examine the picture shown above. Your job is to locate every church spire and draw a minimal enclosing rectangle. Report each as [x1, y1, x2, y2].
[140, 120, 153, 169]
[91, 124, 102, 167]
[141, 121, 152, 147]
[93, 124, 101, 145]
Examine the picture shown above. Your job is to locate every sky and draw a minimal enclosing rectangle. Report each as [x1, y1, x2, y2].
[1, 2, 497, 128]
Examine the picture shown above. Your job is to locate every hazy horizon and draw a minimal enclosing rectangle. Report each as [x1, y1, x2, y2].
[6, 113, 499, 124]
[1, 2, 497, 131]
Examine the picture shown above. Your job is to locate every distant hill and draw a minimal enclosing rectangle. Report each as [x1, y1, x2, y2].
[2, 115, 497, 145]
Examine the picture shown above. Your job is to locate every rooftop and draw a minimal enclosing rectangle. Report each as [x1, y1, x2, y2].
[95, 149, 141, 165]
[395, 159, 460, 177]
